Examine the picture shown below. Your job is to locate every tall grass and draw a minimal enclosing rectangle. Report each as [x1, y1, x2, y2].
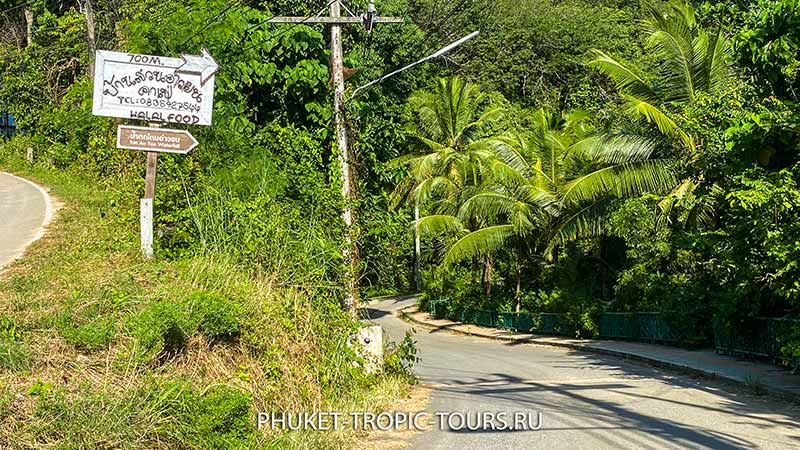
[186, 180, 345, 291]
[0, 156, 416, 450]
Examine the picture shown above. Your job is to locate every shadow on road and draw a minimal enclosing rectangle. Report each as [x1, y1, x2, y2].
[429, 352, 800, 449]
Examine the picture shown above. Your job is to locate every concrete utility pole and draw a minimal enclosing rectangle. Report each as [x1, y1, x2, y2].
[269, 2, 402, 317]
[82, 0, 97, 78]
[23, 7, 33, 47]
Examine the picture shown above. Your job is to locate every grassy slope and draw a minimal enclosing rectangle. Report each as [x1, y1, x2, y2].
[0, 157, 412, 450]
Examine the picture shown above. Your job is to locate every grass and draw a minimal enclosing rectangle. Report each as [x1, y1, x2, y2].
[0, 156, 418, 449]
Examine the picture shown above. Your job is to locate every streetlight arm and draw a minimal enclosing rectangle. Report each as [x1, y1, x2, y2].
[350, 31, 479, 99]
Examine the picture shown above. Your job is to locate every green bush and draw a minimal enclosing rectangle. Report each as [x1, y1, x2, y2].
[186, 291, 241, 342]
[384, 330, 418, 380]
[55, 312, 116, 352]
[29, 379, 259, 449]
[127, 301, 190, 363]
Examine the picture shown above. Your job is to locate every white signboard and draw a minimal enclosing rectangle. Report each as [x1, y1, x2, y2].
[92, 49, 218, 126]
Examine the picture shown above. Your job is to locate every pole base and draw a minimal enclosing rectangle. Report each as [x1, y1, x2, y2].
[140, 198, 153, 259]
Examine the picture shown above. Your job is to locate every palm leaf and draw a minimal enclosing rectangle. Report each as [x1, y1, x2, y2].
[443, 225, 516, 267]
[561, 159, 676, 205]
[588, 50, 657, 100]
[415, 214, 465, 236]
[623, 94, 695, 151]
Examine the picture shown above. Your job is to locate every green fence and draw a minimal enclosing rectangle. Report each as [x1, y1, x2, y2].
[426, 301, 574, 337]
[598, 312, 680, 344]
[428, 301, 682, 342]
[715, 317, 800, 364]
[426, 300, 799, 368]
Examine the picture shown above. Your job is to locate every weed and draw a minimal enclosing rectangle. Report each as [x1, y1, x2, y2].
[0, 341, 29, 371]
[55, 312, 116, 352]
[744, 374, 768, 396]
[384, 329, 419, 380]
[186, 291, 241, 342]
[127, 301, 190, 364]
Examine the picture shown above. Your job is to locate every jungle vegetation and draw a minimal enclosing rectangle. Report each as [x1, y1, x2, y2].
[0, 0, 798, 447]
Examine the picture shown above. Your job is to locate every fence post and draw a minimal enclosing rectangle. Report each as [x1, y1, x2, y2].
[26, 147, 33, 162]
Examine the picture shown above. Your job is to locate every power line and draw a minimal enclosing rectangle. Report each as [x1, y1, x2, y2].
[177, 0, 244, 49]
[223, 0, 334, 62]
[406, 0, 471, 58]
[0, 0, 35, 16]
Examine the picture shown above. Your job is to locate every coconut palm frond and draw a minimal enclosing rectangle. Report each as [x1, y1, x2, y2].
[588, 50, 657, 100]
[459, 191, 517, 221]
[705, 28, 733, 94]
[415, 214, 466, 237]
[561, 159, 676, 205]
[623, 94, 696, 151]
[547, 202, 609, 253]
[443, 225, 516, 267]
[577, 134, 660, 164]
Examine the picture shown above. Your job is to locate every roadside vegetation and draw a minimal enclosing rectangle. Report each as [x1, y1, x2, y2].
[0, 0, 798, 447]
[0, 158, 416, 449]
[396, 0, 800, 360]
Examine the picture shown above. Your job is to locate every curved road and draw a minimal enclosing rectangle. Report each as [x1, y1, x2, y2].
[0, 172, 51, 269]
[365, 297, 800, 450]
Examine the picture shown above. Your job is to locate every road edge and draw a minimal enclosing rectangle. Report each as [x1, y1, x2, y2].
[0, 172, 58, 270]
[397, 306, 800, 404]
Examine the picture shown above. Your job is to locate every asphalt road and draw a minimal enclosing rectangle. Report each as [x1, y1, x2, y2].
[364, 297, 800, 450]
[0, 172, 50, 269]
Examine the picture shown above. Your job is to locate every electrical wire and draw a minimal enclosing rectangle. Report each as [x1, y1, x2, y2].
[0, 0, 35, 17]
[406, 0, 471, 58]
[177, 0, 245, 49]
[223, 0, 335, 62]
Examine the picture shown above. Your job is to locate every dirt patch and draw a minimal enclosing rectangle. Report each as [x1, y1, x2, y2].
[357, 383, 431, 450]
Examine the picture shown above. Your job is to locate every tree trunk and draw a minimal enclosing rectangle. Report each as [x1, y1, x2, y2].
[414, 200, 421, 292]
[514, 253, 522, 313]
[482, 255, 493, 297]
[24, 8, 33, 47]
[83, 0, 97, 78]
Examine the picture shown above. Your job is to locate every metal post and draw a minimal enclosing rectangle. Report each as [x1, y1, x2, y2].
[331, 0, 358, 317]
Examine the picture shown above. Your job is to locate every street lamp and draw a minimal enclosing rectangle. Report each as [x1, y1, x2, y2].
[351, 31, 480, 292]
[351, 30, 480, 99]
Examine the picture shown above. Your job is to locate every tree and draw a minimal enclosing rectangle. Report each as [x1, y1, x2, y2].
[589, 0, 732, 151]
[418, 107, 675, 311]
[589, 0, 733, 228]
[390, 76, 502, 291]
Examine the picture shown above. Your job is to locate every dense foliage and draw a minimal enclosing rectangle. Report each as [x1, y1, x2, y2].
[0, 0, 798, 421]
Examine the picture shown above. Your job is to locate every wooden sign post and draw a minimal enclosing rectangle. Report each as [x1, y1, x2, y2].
[141, 123, 159, 258]
[92, 48, 218, 258]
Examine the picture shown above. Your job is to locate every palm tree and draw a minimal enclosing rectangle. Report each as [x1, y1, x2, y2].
[588, 0, 732, 152]
[588, 0, 732, 227]
[389, 76, 502, 291]
[419, 108, 676, 311]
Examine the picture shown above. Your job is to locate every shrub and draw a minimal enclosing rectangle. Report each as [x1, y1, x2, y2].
[186, 291, 241, 342]
[29, 379, 259, 449]
[127, 301, 190, 363]
[55, 312, 116, 352]
[384, 330, 418, 380]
